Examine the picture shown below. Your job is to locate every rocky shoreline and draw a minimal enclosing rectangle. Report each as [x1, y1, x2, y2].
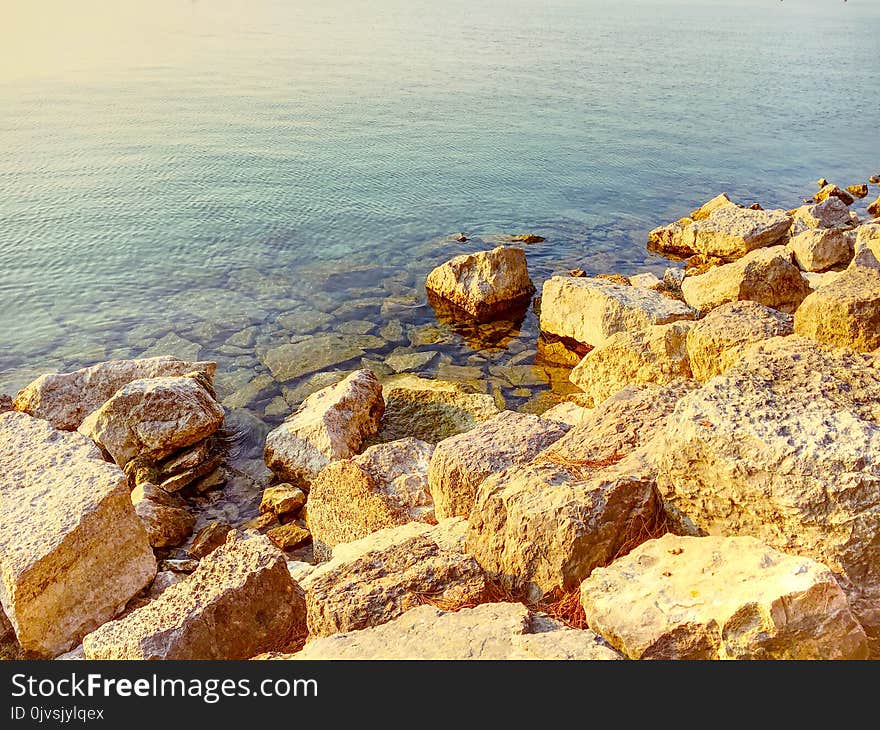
[1, 176, 879, 660]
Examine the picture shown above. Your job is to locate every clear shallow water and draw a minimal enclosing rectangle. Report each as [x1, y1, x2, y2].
[1, 0, 878, 415]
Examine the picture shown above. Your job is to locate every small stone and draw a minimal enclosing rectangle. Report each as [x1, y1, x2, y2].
[509, 233, 545, 244]
[188, 521, 233, 558]
[260, 484, 306, 517]
[814, 183, 854, 206]
[847, 184, 869, 200]
[690, 192, 736, 221]
[385, 350, 438, 373]
[158, 559, 200, 574]
[267, 523, 311, 551]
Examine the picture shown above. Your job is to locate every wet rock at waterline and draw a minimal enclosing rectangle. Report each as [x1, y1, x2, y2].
[264, 369, 384, 486]
[12, 356, 216, 431]
[539, 276, 694, 349]
[425, 245, 535, 322]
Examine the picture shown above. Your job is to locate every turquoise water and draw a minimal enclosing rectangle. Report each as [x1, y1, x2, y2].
[1, 0, 878, 413]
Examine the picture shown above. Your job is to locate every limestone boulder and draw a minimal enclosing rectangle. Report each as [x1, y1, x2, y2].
[647, 218, 697, 258]
[301, 519, 487, 637]
[374, 375, 500, 443]
[685, 300, 793, 381]
[690, 206, 791, 260]
[690, 192, 736, 221]
[855, 222, 880, 261]
[270, 602, 622, 660]
[0, 412, 156, 657]
[428, 411, 568, 520]
[82, 531, 303, 659]
[794, 248, 880, 352]
[13, 356, 216, 431]
[78, 375, 224, 468]
[680, 245, 811, 314]
[792, 197, 854, 230]
[425, 245, 534, 321]
[581, 534, 868, 660]
[466, 451, 663, 602]
[550, 380, 698, 465]
[569, 321, 693, 406]
[656, 337, 880, 649]
[264, 369, 384, 486]
[539, 276, 694, 349]
[308, 437, 435, 559]
[787, 228, 854, 272]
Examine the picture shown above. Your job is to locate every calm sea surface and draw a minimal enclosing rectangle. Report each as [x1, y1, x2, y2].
[1, 0, 878, 420]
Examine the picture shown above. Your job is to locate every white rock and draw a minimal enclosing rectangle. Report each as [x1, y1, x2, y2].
[581, 534, 868, 660]
[691, 206, 792, 260]
[539, 275, 694, 348]
[0, 412, 156, 657]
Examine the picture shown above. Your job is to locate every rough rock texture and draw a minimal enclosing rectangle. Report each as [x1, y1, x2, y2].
[869, 196, 880, 219]
[425, 246, 534, 321]
[787, 228, 854, 272]
[466, 452, 663, 602]
[12, 357, 216, 431]
[270, 602, 622, 660]
[264, 370, 384, 486]
[428, 411, 569, 520]
[301, 519, 487, 637]
[0, 394, 12, 413]
[647, 218, 697, 258]
[847, 184, 869, 200]
[260, 484, 306, 517]
[540, 401, 589, 426]
[691, 206, 791, 260]
[685, 300, 794, 381]
[539, 276, 694, 348]
[690, 192, 736, 221]
[792, 197, 854, 230]
[132, 483, 195, 548]
[188, 521, 232, 559]
[680, 245, 811, 314]
[0, 412, 156, 657]
[569, 321, 693, 406]
[794, 248, 880, 352]
[656, 337, 880, 650]
[815, 183, 854, 206]
[550, 380, 698, 464]
[856, 223, 880, 260]
[375, 376, 500, 443]
[78, 375, 224, 468]
[308, 437, 436, 559]
[82, 531, 303, 659]
[580, 534, 868, 660]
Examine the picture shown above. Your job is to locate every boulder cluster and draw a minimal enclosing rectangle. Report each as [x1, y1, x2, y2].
[2, 176, 879, 661]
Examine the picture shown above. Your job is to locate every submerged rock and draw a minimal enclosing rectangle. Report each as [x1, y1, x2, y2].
[262, 334, 382, 382]
[581, 534, 868, 660]
[301, 519, 487, 637]
[425, 245, 535, 322]
[428, 411, 568, 520]
[309, 438, 435, 559]
[12, 356, 216, 431]
[83, 531, 303, 660]
[680, 245, 811, 314]
[264, 370, 384, 486]
[0, 412, 156, 657]
[269, 602, 622, 660]
[539, 275, 694, 349]
[569, 321, 693, 406]
[374, 375, 500, 444]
